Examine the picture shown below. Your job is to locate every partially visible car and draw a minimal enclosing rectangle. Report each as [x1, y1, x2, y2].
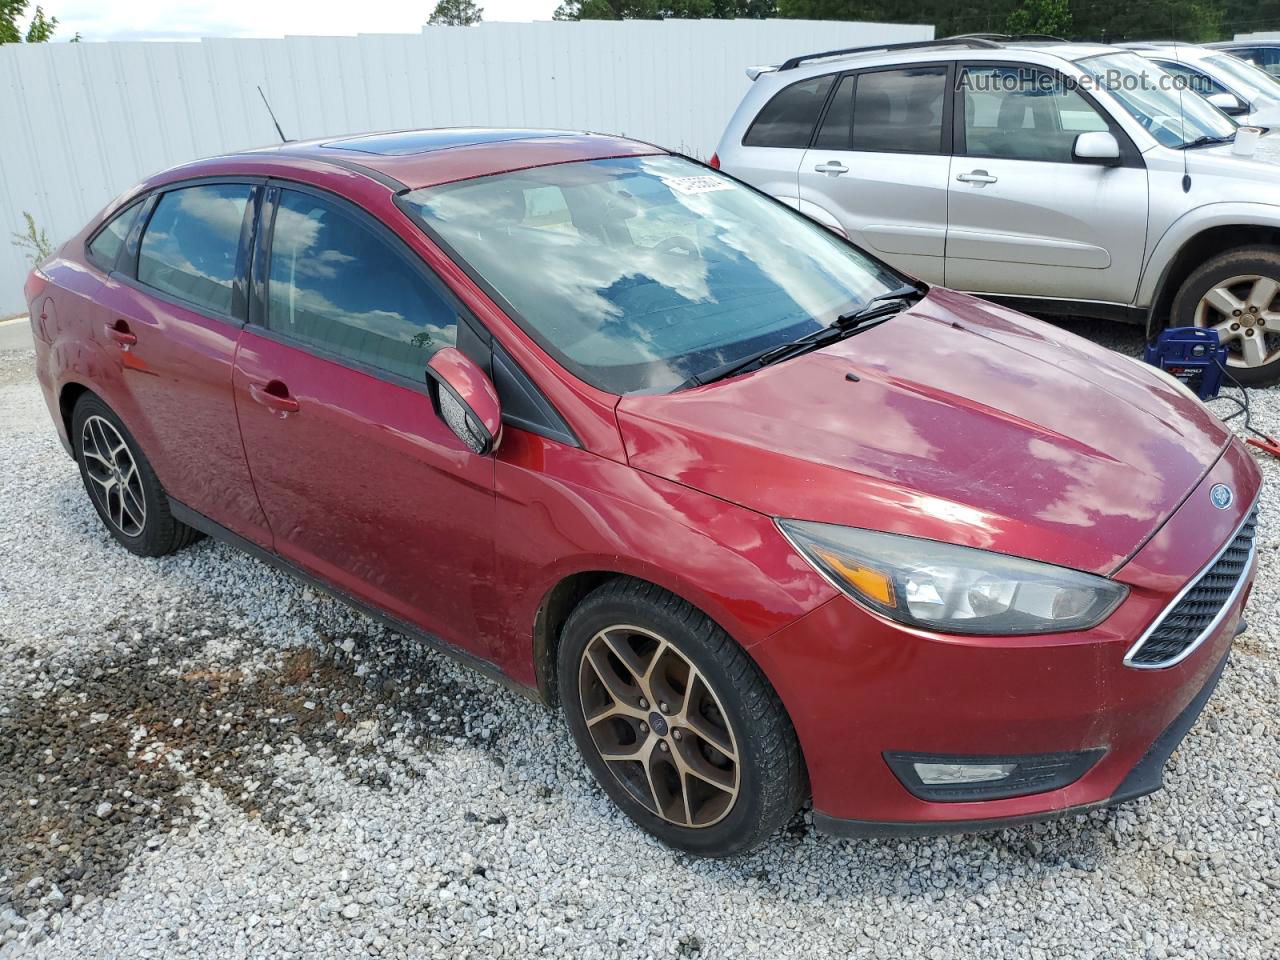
[715, 34, 1280, 384]
[1209, 39, 1280, 80]
[1120, 41, 1280, 127]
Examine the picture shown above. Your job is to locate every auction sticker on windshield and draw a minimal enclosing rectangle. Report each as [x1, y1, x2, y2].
[662, 175, 735, 195]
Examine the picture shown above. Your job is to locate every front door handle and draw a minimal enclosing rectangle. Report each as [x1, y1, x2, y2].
[249, 380, 300, 416]
[956, 170, 999, 185]
[104, 319, 137, 348]
[813, 161, 849, 176]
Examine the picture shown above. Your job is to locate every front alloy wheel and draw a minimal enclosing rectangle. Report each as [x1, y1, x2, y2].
[1173, 246, 1280, 385]
[558, 578, 806, 857]
[1192, 274, 1280, 370]
[578, 624, 740, 828]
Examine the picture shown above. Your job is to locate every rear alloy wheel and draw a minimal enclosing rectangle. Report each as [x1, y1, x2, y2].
[1173, 247, 1280, 386]
[558, 578, 806, 857]
[71, 394, 201, 557]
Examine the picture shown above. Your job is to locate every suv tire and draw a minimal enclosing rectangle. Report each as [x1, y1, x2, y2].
[557, 577, 806, 857]
[1171, 246, 1280, 386]
[71, 394, 201, 557]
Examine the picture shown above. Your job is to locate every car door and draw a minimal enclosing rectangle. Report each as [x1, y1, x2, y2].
[945, 63, 1149, 305]
[232, 184, 497, 658]
[735, 73, 838, 209]
[91, 180, 272, 545]
[798, 64, 952, 283]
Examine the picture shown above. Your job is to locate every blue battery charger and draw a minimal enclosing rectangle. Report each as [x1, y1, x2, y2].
[1142, 326, 1227, 401]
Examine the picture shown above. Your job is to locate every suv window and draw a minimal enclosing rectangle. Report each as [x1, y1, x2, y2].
[962, 66, 1109, 163]
[266, 189, 458, 379]
[743, 75, 835, 148]
[138, 184, 251, 315]
[850, 67, 947, 154]
[814, 75, 855, 148]
[1233, 47, 1280, 78]
[87, 203, 141, 272]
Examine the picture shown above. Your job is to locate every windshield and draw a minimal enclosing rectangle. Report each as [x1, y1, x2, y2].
[401, 155, 903, 394]
[1077, 52, 1237, 147]
[1207, 53, 1280, 101]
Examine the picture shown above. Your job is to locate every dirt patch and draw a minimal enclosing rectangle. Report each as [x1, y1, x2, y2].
[0, 614, 508, 920]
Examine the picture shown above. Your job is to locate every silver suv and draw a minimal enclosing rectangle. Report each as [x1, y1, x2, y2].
[715, 35, 1280, 384]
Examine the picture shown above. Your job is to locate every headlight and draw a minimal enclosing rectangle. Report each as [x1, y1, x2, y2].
[778, 520, 1128, 636]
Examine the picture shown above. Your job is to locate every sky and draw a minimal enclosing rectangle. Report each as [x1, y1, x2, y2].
[20, 0, 563, 42]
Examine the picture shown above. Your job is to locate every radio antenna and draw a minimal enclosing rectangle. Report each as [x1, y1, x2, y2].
[258, 85, 289, 143]
[1172, 17, 1191, 192]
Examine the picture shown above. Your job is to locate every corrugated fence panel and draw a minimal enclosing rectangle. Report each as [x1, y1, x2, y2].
[0, 18, 932, 315]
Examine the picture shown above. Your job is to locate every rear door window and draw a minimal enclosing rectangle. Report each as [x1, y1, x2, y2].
[264, 189, 459, 380]
[743, 75, 835, 148]
[850, 67, 948, 154]
[138, 184, 251, 315]
[813, 75, 855, 149]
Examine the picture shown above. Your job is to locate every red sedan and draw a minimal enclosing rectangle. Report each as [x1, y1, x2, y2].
[23, 128, 1261, 856]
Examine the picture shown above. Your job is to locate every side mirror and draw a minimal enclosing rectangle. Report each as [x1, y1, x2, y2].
[1207, 91, 1248, 116]
[1073, 131, 1121, 163]
[426, 347, 502, 455]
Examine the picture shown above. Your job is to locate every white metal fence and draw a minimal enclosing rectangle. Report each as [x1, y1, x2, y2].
[0, 18, 932, 316]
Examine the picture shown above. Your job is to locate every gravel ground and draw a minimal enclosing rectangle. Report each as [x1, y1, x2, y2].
[0, 319, 1278, 959]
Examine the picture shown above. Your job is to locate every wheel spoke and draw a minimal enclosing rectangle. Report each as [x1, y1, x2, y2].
[596, 629, 653, 688]
[1240, 332, 1269, 366]
[583, 644, 641, 708]
[1248, 277, 1279, 312]
[1203, 285, 1243, 318]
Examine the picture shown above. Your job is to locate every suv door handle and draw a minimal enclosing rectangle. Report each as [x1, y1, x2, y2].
[104, 319, 137, 348]
[813, 161, 849, 175]
[956, 170, 999, 185]
[249, 380, 300, 416]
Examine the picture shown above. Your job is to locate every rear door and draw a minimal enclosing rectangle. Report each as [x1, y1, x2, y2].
[91, 180, 271, 545]
[734, 73, 837, 210]
[232, 184, 496, 657]
[798, 64, 952, 283]
[945, 63, 1149, 305]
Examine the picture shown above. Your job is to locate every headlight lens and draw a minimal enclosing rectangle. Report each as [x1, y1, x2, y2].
[778, 520, 1127, 635]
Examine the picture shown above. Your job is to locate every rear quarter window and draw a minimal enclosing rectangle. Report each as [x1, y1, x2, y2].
[137, 184, 251, 316]
[743, 75, 835, 148]
[86, 203, 140, 272]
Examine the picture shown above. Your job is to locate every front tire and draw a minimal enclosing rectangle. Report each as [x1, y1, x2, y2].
[71, 394, 200, 557]
[1171, 246, 1280, 386]
[557, 578, 806, 857]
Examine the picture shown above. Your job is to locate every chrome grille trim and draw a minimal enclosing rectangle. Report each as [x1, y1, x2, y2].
[1123, 499, 1259, 671]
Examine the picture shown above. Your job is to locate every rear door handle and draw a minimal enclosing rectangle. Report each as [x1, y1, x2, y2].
[956, 170, 998, 185]
[813, 161, 849, 175]
[104, 320, 137, 348]
[249, 380, 300, 416]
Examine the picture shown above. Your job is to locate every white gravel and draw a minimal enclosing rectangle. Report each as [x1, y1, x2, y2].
[1, 319, 1278, 959]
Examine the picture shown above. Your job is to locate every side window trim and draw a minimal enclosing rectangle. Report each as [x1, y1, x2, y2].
[953, 60, 1145, 168]
[813, 61, 955, 157]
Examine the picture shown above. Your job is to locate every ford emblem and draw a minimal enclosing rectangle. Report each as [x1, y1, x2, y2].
[1210, 483, 1234, 510]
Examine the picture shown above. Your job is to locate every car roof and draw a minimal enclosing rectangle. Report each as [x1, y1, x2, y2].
[229, 127, 667, 191]
[1209, 40, 1279, 48]
[1118, 41, 1215, 61]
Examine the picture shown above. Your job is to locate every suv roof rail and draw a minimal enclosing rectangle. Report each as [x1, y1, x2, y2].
[950, 32, 1068, 43]
[776, 36, 1001, 72]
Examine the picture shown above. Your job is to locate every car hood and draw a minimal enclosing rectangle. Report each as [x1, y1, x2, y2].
[618, 289, 1230, 576]
[1191, 130, 1280, 181]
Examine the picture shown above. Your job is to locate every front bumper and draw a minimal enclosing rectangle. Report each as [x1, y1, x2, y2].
[750, 438, 1261, 834]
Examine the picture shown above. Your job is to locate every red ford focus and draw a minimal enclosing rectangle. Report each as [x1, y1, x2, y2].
[24, 129, 1261, 856]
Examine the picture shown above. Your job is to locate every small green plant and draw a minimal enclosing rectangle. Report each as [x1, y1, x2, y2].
[11, 211, 52, 264]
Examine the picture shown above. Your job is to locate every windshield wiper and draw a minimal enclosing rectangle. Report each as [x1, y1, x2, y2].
[679, 284, 925, 390]
[1181, 133, 1236, 149]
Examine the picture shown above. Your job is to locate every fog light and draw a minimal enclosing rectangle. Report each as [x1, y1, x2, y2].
[912, 762, 1016, 785]
[885, 749, 1105, 802]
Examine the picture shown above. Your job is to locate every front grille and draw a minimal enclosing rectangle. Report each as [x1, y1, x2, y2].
[1127, 509, 1257, 668]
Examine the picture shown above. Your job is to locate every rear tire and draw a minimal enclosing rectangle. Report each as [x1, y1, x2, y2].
[557, 577, 806, 857]
[71, 394, 200, 557]
[1171, 246, 1280, 386]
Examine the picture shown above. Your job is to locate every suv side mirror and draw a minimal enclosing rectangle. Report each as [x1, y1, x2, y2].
[1207, 91, 1248, 116]
[426, 347, 502, 455]
[1073, 131, 1121, 163]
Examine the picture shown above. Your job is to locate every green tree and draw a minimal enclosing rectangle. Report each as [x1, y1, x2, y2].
[1006, 0, 1071, 35]
[1, 1, 68, 42]
[428, 0, 483, 26]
